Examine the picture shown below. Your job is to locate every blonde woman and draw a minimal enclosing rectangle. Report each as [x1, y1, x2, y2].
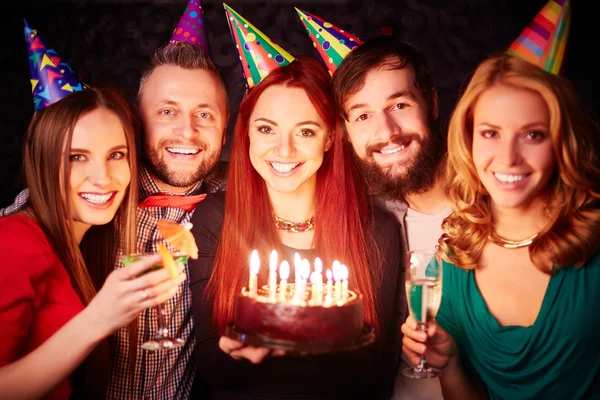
[402, 54, 600, 399]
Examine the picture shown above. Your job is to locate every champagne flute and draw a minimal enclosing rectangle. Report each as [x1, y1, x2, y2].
[403, 250, 443, 379]
[120, 252, 189, 350]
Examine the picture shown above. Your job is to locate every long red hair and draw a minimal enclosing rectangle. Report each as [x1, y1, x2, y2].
[207, 56, 380, 332]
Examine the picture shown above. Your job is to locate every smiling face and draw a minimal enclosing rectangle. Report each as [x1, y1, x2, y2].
[248, 84, 332, 197]
[69, 107, 131, 231]
[342, 61, 443, 198]
[472, 84, 555, 212]
[139, 65, 228, 193]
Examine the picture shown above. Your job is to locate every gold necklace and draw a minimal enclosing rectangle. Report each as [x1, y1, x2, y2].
[489, 230, 538, 249]
[273, 215, 315, 233]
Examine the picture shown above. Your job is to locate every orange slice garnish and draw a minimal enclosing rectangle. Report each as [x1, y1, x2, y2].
[157, 220, 198, 259]
[157, 243, 178, 279]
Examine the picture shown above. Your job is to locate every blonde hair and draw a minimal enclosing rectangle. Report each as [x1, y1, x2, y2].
[440, 53, 600, 273]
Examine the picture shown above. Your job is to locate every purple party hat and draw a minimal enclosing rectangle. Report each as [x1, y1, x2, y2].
[24, 19, 87, 111]
[170, 0, 210, 52]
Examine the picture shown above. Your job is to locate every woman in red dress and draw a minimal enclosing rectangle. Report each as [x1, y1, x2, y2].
[0, 86, 185, 399]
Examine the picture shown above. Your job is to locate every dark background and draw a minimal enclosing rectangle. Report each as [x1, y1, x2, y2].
[1, 0, 597, 206]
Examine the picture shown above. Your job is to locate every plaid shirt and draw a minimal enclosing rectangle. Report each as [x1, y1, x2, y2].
[107, 164, 226, 400]
[0, 189, 29, 216]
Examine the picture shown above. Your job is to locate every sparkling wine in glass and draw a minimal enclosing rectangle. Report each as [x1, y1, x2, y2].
[120, 252, 189, 351]
[404, 250, 443, 379]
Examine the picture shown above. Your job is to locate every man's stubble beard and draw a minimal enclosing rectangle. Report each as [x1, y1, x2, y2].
[142, 137, 222, 189]
[350, 125, 446, 201]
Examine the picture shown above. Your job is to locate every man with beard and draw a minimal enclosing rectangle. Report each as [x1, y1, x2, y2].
[332, 36, 448, 399]
[105, 41, 228, 399]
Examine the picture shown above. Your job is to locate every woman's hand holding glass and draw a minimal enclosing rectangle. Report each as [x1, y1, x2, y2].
[84, 254, 186, 338]
[401, 316, 457, 374]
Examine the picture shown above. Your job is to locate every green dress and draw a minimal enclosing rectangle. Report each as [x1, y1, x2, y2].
[436, 252, 600, 400]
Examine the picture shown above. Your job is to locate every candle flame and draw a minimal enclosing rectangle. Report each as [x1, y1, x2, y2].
[326, 269, 332, 280]
[314, 257, 323, 273]
[341, 265, 349, 280]
[310, 271, 320, 284]
[269, 249, 278, 272]
[332, 261, 341, 281]
[280, 260, 290, 280]
[301, 258, 311, 279]
[250, 249, 260, 275]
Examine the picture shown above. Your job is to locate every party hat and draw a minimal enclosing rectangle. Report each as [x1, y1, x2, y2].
[170, 0, 210, 52]
[295, 8, 362, 74]
[223, 3, 295, 89]
[24, 19, 87, 111]
[507, 0, 571, 75]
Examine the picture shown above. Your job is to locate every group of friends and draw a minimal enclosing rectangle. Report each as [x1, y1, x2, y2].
[1, 0, 599, 399]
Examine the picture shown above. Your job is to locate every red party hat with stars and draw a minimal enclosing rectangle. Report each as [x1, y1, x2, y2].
[170, 0, 210, 52]
[223, 3, 295, 89]
[24, 19, 87, 111]
[295, 8, 362, 74]
[507, 0, 571, 75]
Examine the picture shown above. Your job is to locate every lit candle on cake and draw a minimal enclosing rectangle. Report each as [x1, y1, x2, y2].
[279, 260, 290, 303]
[314, 257, 323, 304]
[341, 264, 349, 301]
[310, 271, 320, 305]
[325, 269, 333, 303]
[300, 259, 311, 303]
[268, 250, 278, 303]
[332, 260, 342, 301]
[293, 252, 301, 299]
[249, 250, 260, 298]
[315, 257, 323, 297]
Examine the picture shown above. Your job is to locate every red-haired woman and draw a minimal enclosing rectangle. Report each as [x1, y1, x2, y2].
[187, 56, 406, 399]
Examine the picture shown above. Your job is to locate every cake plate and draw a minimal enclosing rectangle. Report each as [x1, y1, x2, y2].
[223, 323, 376, 355]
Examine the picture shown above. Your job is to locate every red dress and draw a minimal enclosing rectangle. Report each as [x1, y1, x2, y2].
[0, 214, 84, 399]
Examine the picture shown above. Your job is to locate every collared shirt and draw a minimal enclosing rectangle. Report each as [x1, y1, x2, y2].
[107, 163, 226, 400]
[0, 188, 29, 216]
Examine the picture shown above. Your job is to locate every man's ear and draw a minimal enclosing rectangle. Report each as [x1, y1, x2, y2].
[431, 88, 439, 120]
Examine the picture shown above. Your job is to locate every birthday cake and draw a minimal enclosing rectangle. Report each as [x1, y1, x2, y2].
[233, 286, 364, 345]
[229, 251, 370, 348]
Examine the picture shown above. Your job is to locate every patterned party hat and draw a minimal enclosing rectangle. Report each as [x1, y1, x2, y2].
[170, 0, 210, 52]
[223, 3, 295, 89]
[507, 0, 571, 75]
[24, 19, 87, 111]
[295, 8, 362, 74]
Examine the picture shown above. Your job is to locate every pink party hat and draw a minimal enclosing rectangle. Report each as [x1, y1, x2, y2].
[295, 8, 362, 74]
[170, 0, 209, 52]
[507, 0, 571, 75]
[24, 19, 87, 111]
[223, 3, 295, 89]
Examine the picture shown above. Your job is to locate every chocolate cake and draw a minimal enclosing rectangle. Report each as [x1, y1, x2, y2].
[233, 286, 364, 345]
